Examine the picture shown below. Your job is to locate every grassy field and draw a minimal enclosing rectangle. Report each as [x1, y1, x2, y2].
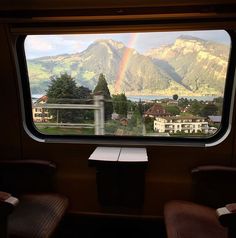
[36, 126, 94, 135]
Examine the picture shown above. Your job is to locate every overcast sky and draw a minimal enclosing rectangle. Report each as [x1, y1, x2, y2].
[25, 30, 230, 59]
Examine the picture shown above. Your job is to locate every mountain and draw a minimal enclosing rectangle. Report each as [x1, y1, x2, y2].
[27, 37, 230, 96]
[145, 35, 230, 96]
[28, 39, 179, 95]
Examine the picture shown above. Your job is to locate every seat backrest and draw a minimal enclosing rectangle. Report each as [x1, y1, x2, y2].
[192, 165, 236, 208]
[0, 159, 68, 238]
[0, 159, 56, 195]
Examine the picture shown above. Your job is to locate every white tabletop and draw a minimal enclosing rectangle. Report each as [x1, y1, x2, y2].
[118, 147, 148, 162]
[88, 147, 121, 162]
[88, 147, 148, 162]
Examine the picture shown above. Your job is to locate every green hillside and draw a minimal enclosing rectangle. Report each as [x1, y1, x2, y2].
[27, 37, 230, 97]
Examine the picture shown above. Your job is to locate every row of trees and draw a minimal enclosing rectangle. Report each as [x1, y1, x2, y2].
[178, 98, 221, 117]
[46, 72, 129, 123]
[46, 73, 92, 123]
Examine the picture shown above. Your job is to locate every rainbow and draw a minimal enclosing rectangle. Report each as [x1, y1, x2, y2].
[114, 33, 138, 93]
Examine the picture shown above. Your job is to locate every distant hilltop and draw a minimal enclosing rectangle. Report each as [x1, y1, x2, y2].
[27, 36, 229, 97]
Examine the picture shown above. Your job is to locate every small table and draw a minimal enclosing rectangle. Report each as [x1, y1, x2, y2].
[89, 147, 148, 208]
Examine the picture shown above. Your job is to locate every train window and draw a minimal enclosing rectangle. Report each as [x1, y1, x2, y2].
[20, 29, 234, 144]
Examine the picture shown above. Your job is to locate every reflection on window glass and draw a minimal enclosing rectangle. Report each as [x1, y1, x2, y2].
[25, 30, 230, 137]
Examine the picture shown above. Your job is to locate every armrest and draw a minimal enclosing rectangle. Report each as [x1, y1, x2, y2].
[217, 203, 236, 227]
[191, 165, 236, 208]
[0, 159, 56, 171]
[217, 203, 236, 238]
[0, 192, 18, 238]
[0, 160, 56, 195]
[0, 191, 18, 215]
[192, 165, 236, 176]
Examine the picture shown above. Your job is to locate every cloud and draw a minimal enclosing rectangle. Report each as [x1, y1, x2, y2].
[25, 36, 55, 58]
[24, 30, 230, 59]
[26, 36, 54, 51]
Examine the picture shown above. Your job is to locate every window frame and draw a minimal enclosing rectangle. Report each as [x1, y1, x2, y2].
[14, 23, 236, 147]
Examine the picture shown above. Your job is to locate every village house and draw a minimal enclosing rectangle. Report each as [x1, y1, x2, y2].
[32, 95, 52, 122]
[144, 103, 170, 118]
[120, 118, 128, 126]
[208, 115, 222, 125]
[154, 116, 209, 134]
[111, 112, 120, 120]
[207, 115, 221, 134]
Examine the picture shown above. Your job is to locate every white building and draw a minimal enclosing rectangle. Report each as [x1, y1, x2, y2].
[154, 116, 209, 134]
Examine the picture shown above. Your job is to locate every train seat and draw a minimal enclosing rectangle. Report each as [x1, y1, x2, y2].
[8, 193, 68, 238]
[0, 159, 68, 238]
[164, 165, 236, 238]
[164, 200, 228, 238]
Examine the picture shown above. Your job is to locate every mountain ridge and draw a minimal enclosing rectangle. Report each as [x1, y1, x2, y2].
[27, 37, 230, 97]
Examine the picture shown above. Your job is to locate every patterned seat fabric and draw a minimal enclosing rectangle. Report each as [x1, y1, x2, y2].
[164, 200, 227, 238]
[8, 193, 68, 238]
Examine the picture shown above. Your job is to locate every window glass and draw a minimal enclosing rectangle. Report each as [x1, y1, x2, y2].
[24, 30, 231, 138]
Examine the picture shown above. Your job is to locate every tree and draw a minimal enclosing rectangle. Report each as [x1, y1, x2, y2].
[138, 99, 144, 115]
[127, 100, 136, 112]
[144, 117, 154, 133]
[93, 73, 113, 120]
[213, 97, 223, 104]
[47, 73, 79, 102]
[213, 96, 223, 115]
[77, 86, 92, 102]
[165, 105, 181, 116]
[189, 100, 203, 116]
[76, 86, 93, 121]
[200, 104, 219, 117]
[128, 107, 142, 129]
[178, 98, 189, 108]
[112, 93, 128, 117]
[173, 94, 178, 101]
[46, 73, 91, 122]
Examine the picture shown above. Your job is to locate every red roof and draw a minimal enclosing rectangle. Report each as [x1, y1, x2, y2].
[144, 104, 170, 117]
[36, 95, 48, 103]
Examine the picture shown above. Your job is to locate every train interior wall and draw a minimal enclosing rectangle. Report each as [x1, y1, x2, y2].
[0, 2, 236, 236]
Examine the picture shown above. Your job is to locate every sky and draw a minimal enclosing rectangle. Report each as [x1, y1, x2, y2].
[24, 30, 230, 59]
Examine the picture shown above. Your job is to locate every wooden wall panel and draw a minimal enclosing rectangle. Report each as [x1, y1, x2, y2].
[0, 24, 21, 159]
[0, 8, 234, 217]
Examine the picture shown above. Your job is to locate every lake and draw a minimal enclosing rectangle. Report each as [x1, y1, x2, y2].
[127, 95, 217, 102]
[32, 94, 218, 102]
